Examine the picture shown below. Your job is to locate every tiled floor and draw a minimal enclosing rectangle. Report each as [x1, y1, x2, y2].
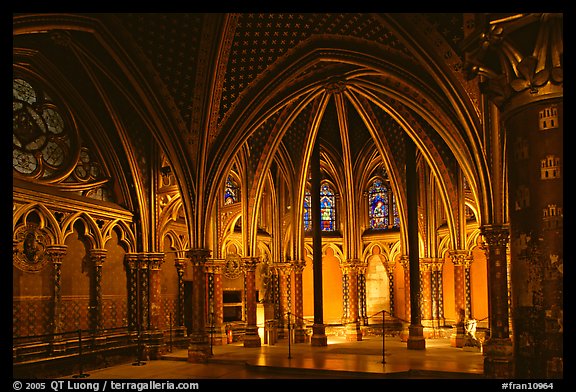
[59, 335, 486, 380]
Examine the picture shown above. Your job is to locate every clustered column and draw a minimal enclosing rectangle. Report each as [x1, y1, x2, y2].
[174, 257, 187, 339]
[205, 259, 226, 346]
[292, 259, 307, 343]
[242, 257, 261, 348]
[89, 249, 107, 334]
[186, 249, 211, 362]
[341, 260, 362, 341]
[47, 245, 67, 354]
[449, 249, 473, 347]
[275, 262, 292, 340]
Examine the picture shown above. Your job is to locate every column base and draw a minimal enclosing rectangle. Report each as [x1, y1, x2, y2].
[187, 331, 210, 363]
[294, 326, 309, 343]
[207, 325, 227, 346]
[345, 322, 362, 341]
[243, 326, 261, 348]
[407, 324, 426, 350]
[483, 337, 514, 378]
[450, 323, 466, 348]
[310, 323, 328, 347]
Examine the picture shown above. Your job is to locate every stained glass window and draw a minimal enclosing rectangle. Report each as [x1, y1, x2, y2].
[303, 184, 336, 232]
[13, 77, 72, 180]
[320, 184, 335, 231]
[303, 191, 311, 231]
[369, 179, 399, 230]
[224, 175, 239, 205]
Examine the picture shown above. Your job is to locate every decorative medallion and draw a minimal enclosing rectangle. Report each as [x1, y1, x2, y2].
[13, 223, 50, 272]
[224, 254, 242, 280]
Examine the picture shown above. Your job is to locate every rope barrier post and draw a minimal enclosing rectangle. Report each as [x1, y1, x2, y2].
[73, 329, 89, 378]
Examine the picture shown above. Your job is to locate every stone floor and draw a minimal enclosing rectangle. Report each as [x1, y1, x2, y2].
[58, 335, 487, 381]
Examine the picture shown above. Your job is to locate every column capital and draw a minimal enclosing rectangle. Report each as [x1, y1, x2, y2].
[205, 258, 226, 274]
[89, 248, 107, 265]
[46, 245, 68, 262]
[291, 259, 306, 274]
[340, 259, 362, 274]
[461, 13, 563, 111]
[186, 248, 212, 266]
[481, 224, 510, 248]
[241, 257, 260, 272]
[399, 255, 410, 270]
[449, 249, 473, 267]
[273, 261, 293, 275]
[147, 253, 165, 270]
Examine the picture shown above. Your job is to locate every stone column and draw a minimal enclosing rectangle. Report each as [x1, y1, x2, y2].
[138, 254, 150, 331]
[430, 258, 445, 326]
[242, 257, 261, 347]
[89, 249, 107, 333]
[385, 260, 396, 318]
[292, 259, 307, 343]
[47, 245, 67, 354]
[341, 260, 362, 341]
[462, 13, 563, 378]
[124, 253, 139, 333]
[419, 258, 433, 326]
[205, 259, 226, 346]
[358, 261, 369, 325]
[274, 262, 292, 340]
[186, 249, 211, 362]
[481, 225, 513, 378]
[399, 255, 410, 342]
[146, 253, 165, 358]
[449, 249, 473, 347]
[174, 257, 187, 339]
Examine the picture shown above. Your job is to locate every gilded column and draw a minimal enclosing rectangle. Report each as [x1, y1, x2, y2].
[47, 245, 67, 354]
[205, 259, 226, 346]
[275, 262, 292, 340]
[419, 258, 433, 325]
[357, 261, 368, 325]
[430, 258, 445, 326]
[462, 13, 563, 378]
[449, 250, 473, 347]
[89, 249, 107, 333]
[481, 225, 513, 378]
[124, 253, 139, 333]
[399, 255, 410, 342]
[341, 260, 362, 341]
[47, 245, 67, 336]
[146, 253, 165, 358]
[174, 257, 187, 339]
[292, 259, 307, 343]
[186, 249, 211, 362]
[242, 257, 261, 347]
[384, 260, 395, 318]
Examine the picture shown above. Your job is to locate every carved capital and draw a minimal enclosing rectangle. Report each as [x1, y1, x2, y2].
[89, 249, 107, 266]
[462, 13, 563, 109]
[292, 259, 306, 274]
[186, 248, 211, 266]
[481, 225, 510, 248]
[46, 245, 68, 264]
[241, 257, 260, 273]
[449, 249, 473, 267]
[204, 258, 226, 274]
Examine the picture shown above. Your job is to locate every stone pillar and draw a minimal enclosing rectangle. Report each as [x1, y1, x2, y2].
[205, 259, 226, 346]
[275, 262, 292, 340]
[146, 253, 165, 358]
[405, 134, 425, 350]
[481, 225, 513, 378]
[430, 258, 445, 326]
[310, 139, 327, 347]
[419, 258, 433, 326]
[242, 257, 261, 347]
[124, 253, 139, 333]
[89, 249, 107, 333]
[186, 249, 211, 362]
[138, 254, 150, 331]
[174, 258, 187, 339]
[47, 245, 67, 354]
[292, 259, 307, 343]
[399, 255, 410, 342]
[358, 261, 369, 325]
[385, 260, 395, 318]
[341, 260, 362, 341]
[462, 13, 563, 378]
[449, 249, 473, 347]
